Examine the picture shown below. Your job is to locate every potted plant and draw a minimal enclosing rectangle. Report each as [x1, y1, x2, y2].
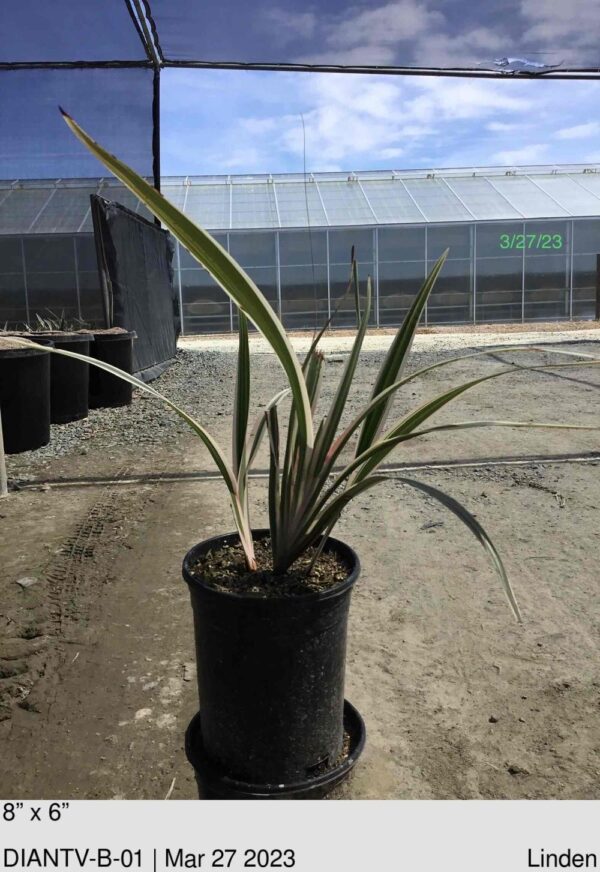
[0, 334, 52, 453]
[18, 316, 92, 424]
[16, 112, 600, 798]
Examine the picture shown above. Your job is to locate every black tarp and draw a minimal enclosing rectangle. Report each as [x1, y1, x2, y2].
[91, 195, 178, 381]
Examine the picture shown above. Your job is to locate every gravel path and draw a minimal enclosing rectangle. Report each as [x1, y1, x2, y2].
[7, 326, 600, 481]
[180, 325, 600, 355]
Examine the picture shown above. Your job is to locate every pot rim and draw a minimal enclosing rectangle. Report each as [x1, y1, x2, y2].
[91, 330, 137, 341]
[182, 528, 360, 603]
[26, 332, 91, 344]
[0, 345, 52, 357]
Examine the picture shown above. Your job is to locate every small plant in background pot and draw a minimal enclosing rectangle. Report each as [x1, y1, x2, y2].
[15, 111, 600, 799]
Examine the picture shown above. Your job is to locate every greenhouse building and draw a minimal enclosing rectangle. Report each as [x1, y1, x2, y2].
[1, 163, 600, 334]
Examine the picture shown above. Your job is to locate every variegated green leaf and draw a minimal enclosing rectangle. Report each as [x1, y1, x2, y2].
[396, 476, 521, 621]
[60, 109, 314, 449]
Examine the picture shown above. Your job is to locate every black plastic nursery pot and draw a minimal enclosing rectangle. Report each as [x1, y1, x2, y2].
[182, 529, 365, 799]
[89, 331, 136, 409]
[0, 343, 51, 454]
[30, 333, 91, 424]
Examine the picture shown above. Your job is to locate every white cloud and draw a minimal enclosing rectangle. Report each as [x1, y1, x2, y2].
[492, 144, 549, 165]
[378, 147, 404, 159]
[161, 68, 600, 175]
[241, 118, 279, 135]
[486, 121, 524, 132]
[407, 78, 531, 123]
[556, 122, 600, 140]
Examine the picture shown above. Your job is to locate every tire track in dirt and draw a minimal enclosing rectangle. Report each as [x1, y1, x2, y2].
[0, 464, 156, 724]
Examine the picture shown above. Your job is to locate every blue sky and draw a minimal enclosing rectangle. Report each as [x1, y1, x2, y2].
[161, 70, 600, 175]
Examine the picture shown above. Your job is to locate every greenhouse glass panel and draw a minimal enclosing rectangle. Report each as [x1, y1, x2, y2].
[572, 223, 600, 317]
[279, 230, 327, 265]
[573, 219, 600, 253]
[360, 181, 425, 224]
[523, 222, 570, 320]
[23, 236, 76, 272]
[78, 271, 103, 325]
[273, 183, 328, 228]
[317, 182, 375, 226]
[572, 291, 596, 318]
[329, 228, 374, 264]
[77, 210, 95, 235]
[29, 187, 99, 234]
[229, 232, 276, 268]
[75, 235, 99, 272]
[0, 238, 27, 325]
[533, 176, 600, 216]
[280, 264, 328, 330]
[181, 268, 231, 333]
[27, 272, 80, 321]
[403, 179, 473, 222]
[0, 238, 24, 273]
[330, 262, 375, 327]
[185, 184, 230, 230]
[378, 226, 425, 262]
[232, 184, 279, 229]
[572, 254, 596, 289]
[476, 221, 524, 257]
[0, 273, 28, 326]
[426, 258, 472, 324]
[378, 260, 426, 327]
[444, 177, 521, 220]
[487, 177, 569, 218]
[427, 224, 471, 260]
[523, 221, 570, 320]
[0, 189, 57, 235]
[568, 174, 600, 202]
[475, 254, 523, 323]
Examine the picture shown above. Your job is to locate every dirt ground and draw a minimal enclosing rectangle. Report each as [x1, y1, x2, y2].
[1, 334, 600, 799]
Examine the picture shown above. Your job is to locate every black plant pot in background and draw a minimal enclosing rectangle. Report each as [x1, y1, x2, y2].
[182, 529, 366, 799]
[30, 333, 91, 424]
[89, 331, 136, 409]
[0, 344, 51, 454]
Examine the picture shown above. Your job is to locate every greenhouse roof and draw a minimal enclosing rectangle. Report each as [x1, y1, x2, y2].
[2, 164, 600, 234]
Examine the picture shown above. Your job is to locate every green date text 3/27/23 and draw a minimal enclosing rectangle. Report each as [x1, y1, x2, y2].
[500, 233, 563, 250]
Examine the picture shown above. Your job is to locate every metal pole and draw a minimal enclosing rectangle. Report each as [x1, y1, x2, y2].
[152, 67, 161, 195]
[596, 254, 600, 321]
[0, 409, 8, 499]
